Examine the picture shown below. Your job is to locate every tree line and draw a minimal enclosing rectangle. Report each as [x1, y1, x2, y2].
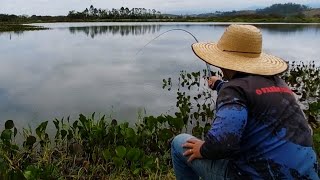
[67, 5, 165, 19]
[0, 5, 168, 23]
[0, 3, 319, 23]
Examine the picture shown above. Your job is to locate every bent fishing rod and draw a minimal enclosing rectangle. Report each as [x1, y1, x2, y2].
[136, 28, 212, 77]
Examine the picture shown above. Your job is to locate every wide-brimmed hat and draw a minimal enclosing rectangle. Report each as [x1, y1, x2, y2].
[192, 24, 288, 75]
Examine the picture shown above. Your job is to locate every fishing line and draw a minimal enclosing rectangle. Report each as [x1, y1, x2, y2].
[136, 28, 212, 77]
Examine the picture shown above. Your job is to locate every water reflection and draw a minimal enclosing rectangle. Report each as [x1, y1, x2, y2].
[65, 23, 320, 39]
[1, 23, 320, 39]
[0, 31, 25, 39]
[69, 24, 161, 38]
[0, 22, 319, 129]
[192, 23, 320, 34]
[255, 24, 320, 34]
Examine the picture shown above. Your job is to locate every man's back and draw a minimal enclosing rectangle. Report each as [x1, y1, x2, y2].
[220, 75, 318, 179]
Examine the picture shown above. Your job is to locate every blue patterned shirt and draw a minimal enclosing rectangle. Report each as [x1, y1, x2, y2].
[200, 74, 319, 179]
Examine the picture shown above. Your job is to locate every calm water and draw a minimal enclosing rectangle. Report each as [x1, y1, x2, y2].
[0, 22, 319, 128]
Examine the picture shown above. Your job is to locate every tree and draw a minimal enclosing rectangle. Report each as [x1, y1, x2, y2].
[83, 8, 89, 17]
[89, 5, 95, 16]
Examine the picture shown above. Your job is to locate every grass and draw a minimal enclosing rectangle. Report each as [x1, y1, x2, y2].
[0, 23, 48, 32]
[108, 169, 175, 179]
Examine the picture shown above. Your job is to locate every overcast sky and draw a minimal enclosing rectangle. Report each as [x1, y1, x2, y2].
[1, 0, 320, 16]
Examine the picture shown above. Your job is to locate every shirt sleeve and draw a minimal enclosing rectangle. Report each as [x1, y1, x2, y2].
[210, 80, 225, 92]
[200, 86, 248, 160]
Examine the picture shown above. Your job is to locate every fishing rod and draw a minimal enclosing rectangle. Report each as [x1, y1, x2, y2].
[136, 28, 212, 77]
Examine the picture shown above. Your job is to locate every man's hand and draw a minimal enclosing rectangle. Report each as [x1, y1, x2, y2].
[182, 138, 204, 162]
[207, 76, 220, 88]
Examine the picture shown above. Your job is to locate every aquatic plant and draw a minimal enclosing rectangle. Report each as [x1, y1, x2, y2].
[281, 61, 320, 128]
[281, 61, 320, 157]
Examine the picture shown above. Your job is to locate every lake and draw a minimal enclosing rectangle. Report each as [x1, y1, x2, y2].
[0, 22, 319, 129]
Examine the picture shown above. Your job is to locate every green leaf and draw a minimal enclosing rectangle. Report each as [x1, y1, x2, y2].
[53, 119, 59, 130]
[100, 115, 105, 121]
[113, 157, 124, 168]
[142, 129, 152, 138]
[5, 120, 14, 129]
[157, 116, 167, 123]
[111, 119, 117, 126]
[163, 79, 167, 84]
[204, 123, 211, 134]
[102, 149, 111, 161]
[120, 122, 129, 130]
[126, 128, 138, 145]
[168, 116, 184, 130]
[79, 114, 87, 126]
[24, 165, 39, 179]
[26, 136, 37, 146]
[73, 120, 79, 129]
[91, 112, 95, 120]
[24, 171, 33, 180]
[39, 121, 48, 130]
[115, 146, 127, 158]
[143, 156, 155, 170]
[61, 130, 67, 139]
[126, 148, 140, 162]
[14, 127, 17, 137]
[159, 128, 174, 141]
[1, 129, 12, 141]
[36, 121, 48, 138]
[11, 144, 19, 150]
[133, 168, 141, 175]
[145, 116, 157, 130]
[67, 130, 73, 140]
[125, 128, 136, 139]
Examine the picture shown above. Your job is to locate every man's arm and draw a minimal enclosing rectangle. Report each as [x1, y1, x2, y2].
[200, 89, 248, 160]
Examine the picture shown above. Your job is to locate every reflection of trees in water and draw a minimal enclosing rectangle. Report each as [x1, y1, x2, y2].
[254, 24, 320, 34]
[211, 24, 320, 34]
[69, 25, 161, 38]
[0, 31, 25, 39]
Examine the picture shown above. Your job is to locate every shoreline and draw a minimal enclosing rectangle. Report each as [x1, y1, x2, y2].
[0, 23, 49, 32]
[1, 20, 320, 32]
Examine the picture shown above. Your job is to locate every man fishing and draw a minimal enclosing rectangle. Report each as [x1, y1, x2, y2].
[171, 24, 319, 179]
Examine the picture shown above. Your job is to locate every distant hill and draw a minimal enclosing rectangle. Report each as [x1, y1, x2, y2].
[191, 3, 320, 18]
[256, 3, 309, 16]
[303, 8, 320, 17]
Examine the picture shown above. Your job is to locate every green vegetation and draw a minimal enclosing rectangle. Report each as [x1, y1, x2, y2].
[68, 6, 163, 20]
[0, 62, 319, 179]
[0, 115, 176, 179]
[0, 23, 48, 32]
[282, 61, 320, 129]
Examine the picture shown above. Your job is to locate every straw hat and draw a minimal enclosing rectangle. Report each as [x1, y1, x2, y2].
[192, 24, 288, 75]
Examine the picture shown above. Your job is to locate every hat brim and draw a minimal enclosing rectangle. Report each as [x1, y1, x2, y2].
[192, 42, 288, 76]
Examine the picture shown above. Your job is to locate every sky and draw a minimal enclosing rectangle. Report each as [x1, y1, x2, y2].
[1, 0, 320, 16]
